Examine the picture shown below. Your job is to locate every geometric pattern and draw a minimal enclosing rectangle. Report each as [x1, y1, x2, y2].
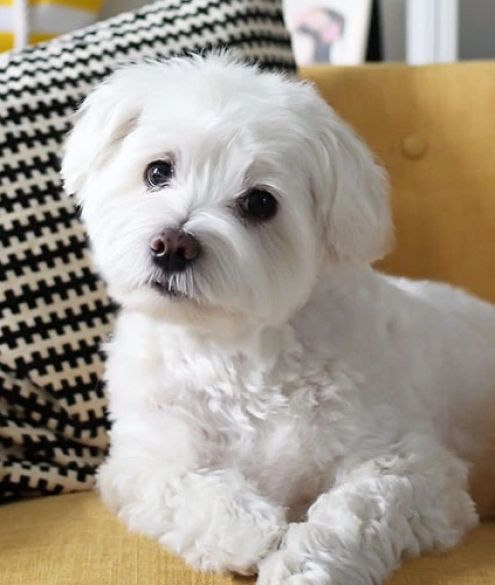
[0, 0, 295, 502]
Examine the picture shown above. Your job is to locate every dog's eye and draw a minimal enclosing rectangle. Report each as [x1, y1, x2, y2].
[144, 159, 174, 189]
[238, 189, 278, 221]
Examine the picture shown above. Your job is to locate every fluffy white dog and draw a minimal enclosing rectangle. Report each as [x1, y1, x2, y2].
[62, 54, 495, 584]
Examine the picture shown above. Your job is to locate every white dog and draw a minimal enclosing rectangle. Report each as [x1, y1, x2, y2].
[62, 54, 495, 584]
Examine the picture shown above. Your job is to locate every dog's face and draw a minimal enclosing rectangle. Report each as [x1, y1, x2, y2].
[62, 55, 392, 329]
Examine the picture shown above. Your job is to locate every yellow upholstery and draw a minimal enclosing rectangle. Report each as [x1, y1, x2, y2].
[0, 491, 494, 585]
[1, 62, 495, 584]
[303, 62, 495, 305]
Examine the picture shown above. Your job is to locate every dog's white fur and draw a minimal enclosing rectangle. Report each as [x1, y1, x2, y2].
[63, 54, 495, 584]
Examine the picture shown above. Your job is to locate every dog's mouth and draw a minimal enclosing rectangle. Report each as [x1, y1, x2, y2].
[151, 280, 188, 299]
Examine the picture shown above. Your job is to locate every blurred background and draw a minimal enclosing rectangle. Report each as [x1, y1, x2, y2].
[379, 0, 495, 61]
[102, 0, 495, 61]
[100, 0, 495, 64]
[1, 0, 494, 63]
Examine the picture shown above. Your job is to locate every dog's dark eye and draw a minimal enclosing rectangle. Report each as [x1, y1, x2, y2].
[239, 189, 278, 221]
[144, 160, 174, 189]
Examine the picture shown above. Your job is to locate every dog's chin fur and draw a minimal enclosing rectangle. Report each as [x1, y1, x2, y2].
[63, 54, 495, 584]
[116, 283, 255, 340]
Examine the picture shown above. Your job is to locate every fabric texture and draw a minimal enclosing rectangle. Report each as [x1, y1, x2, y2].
[0, 0, 295, 503]
[0, 490, 494, 585]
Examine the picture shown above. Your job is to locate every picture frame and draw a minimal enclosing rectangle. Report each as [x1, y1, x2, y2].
[283, 0, 372, 66]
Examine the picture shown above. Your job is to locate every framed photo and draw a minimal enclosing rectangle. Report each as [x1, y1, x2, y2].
[284, 0, 372, 66]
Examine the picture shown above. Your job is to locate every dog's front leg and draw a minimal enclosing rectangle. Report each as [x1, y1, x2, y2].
[160, 468, 287, 574]
[258, 439, 477, 585]
[99, 456, 286, 575]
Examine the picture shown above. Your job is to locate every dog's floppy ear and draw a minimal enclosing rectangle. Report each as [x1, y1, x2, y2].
[61, 71, 141, 197]
[308, 94, 393, 264]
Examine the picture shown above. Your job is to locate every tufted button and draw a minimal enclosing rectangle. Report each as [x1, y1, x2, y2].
[401, 134, 428, 159]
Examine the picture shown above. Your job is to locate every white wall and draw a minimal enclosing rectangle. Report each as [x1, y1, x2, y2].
[380, 0, 406, 61]
[380, 0, 495, 61]
[101, 0, 147, 19]
[458, 0, 495, 59]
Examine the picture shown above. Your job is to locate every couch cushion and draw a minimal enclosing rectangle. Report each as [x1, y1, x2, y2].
[0, 491, 494, 585]
[0, 0, 295, 502]
[300, 62, 495, 306]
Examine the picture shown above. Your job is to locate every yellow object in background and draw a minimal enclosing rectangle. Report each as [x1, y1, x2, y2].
[0, 0, 103, 52]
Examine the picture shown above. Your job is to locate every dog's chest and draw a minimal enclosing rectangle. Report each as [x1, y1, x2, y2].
[154, 344, 357, 504]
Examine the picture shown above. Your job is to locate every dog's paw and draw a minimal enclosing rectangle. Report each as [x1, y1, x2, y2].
[257, 547, 332, 585]
[257, 523, 349, 585]
[160, 483, 287, 575]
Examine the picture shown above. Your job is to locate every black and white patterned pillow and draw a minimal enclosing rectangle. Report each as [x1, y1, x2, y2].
[0, 0, 295, 502]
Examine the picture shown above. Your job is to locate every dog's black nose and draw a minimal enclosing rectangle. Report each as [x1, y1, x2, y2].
[150, 229, 201, 272]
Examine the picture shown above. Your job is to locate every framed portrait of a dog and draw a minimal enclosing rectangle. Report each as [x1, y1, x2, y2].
[284, 0, 372, 65]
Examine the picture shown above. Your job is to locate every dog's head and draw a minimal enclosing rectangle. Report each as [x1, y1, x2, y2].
[62, 54, 392, 329]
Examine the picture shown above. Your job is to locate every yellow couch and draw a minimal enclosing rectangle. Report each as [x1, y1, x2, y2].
[1, 62, 495, 585]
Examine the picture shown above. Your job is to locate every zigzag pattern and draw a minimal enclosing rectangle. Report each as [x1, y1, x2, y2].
[0, 0, 295, 502]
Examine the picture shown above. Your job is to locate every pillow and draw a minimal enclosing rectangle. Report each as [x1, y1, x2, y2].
[0, 0, 295, 502]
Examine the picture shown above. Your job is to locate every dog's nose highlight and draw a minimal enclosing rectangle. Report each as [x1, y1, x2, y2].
[150, 229, 201, 272]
